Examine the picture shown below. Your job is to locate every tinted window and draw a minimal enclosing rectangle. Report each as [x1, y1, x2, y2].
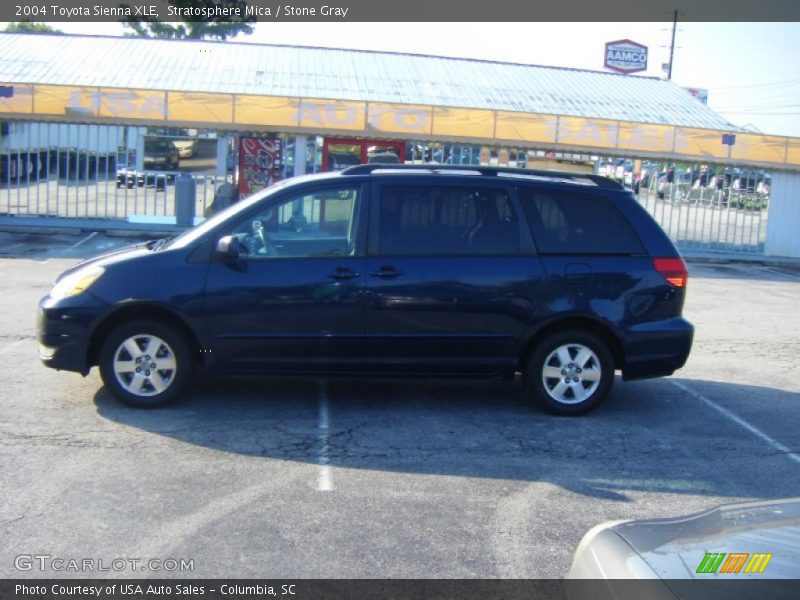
[145, 139, 174, 153]
[378, 185, 521, 255]
[518, 187, 644, 255]
[229, 187, 360, 258]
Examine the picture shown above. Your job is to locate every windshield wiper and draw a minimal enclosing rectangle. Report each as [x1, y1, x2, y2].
[147, 237, 173, 251]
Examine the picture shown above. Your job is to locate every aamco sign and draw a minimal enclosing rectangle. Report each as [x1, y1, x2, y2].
[604, 39, 648, 74]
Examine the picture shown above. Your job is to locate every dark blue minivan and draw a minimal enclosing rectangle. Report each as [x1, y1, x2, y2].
[38, 165, 693, 415]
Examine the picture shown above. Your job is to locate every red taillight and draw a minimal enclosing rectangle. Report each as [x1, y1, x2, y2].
[653, 257, 688, 287]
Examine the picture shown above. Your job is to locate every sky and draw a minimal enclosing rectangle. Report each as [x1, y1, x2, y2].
[37, 21, 800, 137]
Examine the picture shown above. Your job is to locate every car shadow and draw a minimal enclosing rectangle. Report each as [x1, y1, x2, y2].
[689, 262, 800, 283]
[93, 375, 800, 502]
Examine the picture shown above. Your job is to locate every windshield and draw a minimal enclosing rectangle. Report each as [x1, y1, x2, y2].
[145, 139, 174, 153]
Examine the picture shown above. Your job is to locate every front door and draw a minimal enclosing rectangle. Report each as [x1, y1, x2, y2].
[204, 183, 368, 373]
[363, 180, 546, 376]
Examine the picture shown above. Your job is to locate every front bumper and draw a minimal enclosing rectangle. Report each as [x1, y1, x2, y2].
[621, 316, 694, 380]
[37, 293, 110, 374]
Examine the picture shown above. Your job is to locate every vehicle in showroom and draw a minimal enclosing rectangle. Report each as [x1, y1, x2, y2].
[142, 138, 180, 170]
[38, 165, 693, 415]
[116, 138, 181, 189]
[172, 138, 198, 159]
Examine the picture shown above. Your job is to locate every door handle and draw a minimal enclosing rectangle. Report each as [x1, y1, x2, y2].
[369, 266, 404, 279]
[327, 268, 360, 280]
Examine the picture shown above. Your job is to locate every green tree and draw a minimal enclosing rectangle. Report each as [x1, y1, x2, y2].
[4, 22, 63, 34]
[123, 1, 255, 41]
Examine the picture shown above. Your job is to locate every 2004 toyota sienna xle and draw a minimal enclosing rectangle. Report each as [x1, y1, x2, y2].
[37, 165, 693, 415]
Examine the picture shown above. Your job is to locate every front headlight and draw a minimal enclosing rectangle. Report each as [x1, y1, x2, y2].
[50, 266, 105, 301]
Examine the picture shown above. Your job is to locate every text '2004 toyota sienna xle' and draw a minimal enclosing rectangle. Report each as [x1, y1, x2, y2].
[38, 165, 693, 415]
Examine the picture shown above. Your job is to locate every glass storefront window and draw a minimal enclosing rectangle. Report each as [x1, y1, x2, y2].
[366, 144, 401, 164]
[327, 143, 361, 171]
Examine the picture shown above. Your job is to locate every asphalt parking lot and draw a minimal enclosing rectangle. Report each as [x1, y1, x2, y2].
[1, 230, 799, 579]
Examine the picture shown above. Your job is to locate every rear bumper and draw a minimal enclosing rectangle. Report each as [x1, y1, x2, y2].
[621, 317, 693, 380]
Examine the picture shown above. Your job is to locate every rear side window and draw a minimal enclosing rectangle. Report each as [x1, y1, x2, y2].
[377, 185, 521, 255]
[518, 187, 645, 255]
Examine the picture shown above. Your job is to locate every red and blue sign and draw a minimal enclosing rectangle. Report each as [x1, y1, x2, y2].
[604, 39, 648, 74]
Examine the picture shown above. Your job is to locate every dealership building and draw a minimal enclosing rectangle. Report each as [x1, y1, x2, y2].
[1, 33, 799, 257]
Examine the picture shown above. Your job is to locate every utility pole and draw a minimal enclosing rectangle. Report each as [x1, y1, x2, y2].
[667, 9, 678, 80]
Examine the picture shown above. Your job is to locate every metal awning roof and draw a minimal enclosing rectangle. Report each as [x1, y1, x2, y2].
[0, 33, 737, 131]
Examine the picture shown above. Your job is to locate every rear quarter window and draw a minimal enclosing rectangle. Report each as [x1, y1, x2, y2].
[518, 187, 645, 255]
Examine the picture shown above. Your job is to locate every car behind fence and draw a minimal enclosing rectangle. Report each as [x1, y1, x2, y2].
[0, 122, 772, 255]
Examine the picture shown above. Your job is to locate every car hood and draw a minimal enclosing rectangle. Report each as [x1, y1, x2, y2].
[607, 498, 800, 579]
[55, 242, 155, 282]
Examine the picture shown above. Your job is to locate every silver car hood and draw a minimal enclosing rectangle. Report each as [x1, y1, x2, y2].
[585, 498, 800, 579]
[615, 498, 800, 579]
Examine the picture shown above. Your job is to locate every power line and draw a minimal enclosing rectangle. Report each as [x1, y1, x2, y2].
[712, 102, 800, 111]
[711, 77, 800, 91]
[717, 110, 800, 116]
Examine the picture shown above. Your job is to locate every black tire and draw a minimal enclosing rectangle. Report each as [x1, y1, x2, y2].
[98, 319, 193, 408]
[524, 330, 614, 416]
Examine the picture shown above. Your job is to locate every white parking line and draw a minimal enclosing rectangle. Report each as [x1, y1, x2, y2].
[317, 379, 334, 491]
[672, 380, 800, 464]
[61, 231, 98, 252]
[762, 267, 800, 281]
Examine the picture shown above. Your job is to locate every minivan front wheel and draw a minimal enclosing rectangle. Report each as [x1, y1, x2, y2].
[525, 331, 614, 415]
[99, 319, 192, 408]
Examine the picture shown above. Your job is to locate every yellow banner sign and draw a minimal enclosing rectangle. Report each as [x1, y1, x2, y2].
[0, 83, 32, 114]
[558, 117, 618, 149]
[168, 92, 233, 124]
[298, 99, 365, 131]
[433, 107, 494, 139]
[33, 86, 167, 120]
[495, 111, 557, 144]
[617, 122, 674, 153]
[235, 94, 299, 128]
[1, 82, 799, 169]
[731, 133, 788, 164]
[367, 103, 432, 135]
[99, 88, 166, 120]
[788, 139, 800, 166]
[34, 85, 94, 117]
[674, 127, 730, 159]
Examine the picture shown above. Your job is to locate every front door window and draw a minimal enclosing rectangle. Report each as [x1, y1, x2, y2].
[229, 187, 361, 258]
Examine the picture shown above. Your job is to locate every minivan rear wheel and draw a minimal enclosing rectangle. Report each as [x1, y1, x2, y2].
[525, 330, 614, 416]
[98, 319, 192, 408]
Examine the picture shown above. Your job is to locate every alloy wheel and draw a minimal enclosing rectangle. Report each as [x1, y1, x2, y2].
[541, 343, 602, 405]
[112, 334, 177, 397]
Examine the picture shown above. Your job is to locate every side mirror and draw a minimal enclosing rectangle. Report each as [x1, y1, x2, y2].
[216, 235, 244, 262]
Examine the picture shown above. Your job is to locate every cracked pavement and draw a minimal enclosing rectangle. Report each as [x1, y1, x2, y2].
[1, 234, 799, 578]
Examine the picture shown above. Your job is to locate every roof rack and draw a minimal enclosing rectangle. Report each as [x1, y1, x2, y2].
[339, 164, 623, 190]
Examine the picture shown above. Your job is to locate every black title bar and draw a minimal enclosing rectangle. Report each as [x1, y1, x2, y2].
[3, 579, 800, 600]
[2, 0, 800, 22]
